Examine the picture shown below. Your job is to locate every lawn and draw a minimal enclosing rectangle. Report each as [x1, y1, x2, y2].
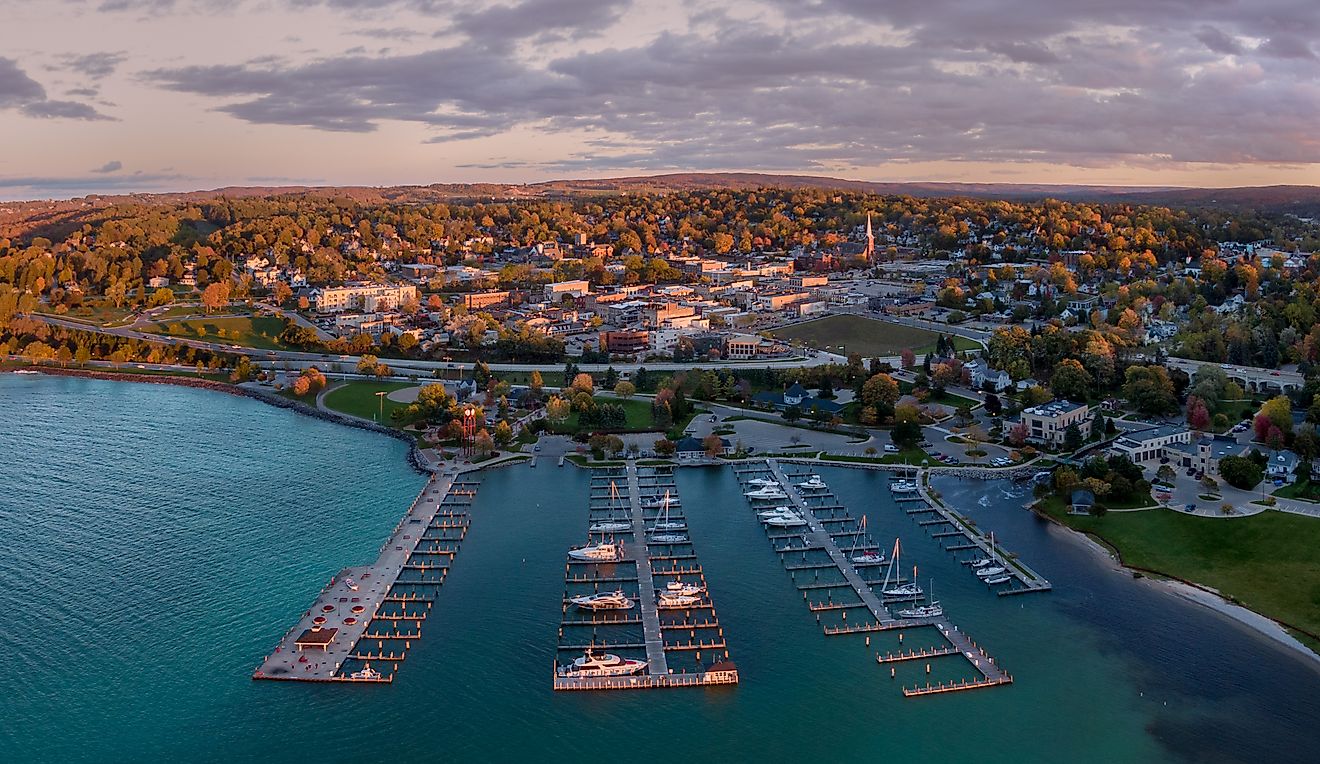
[549, 397, 690, 434]
[768, 314, 961, 357]
[321, 381, 415, 423]
[38, 301, 136, 326]
[1041, 499, 1320, 641]
[821, 446, 931, 465]
[1274, 480, 1320, 503]
[145, 315, 290, 351]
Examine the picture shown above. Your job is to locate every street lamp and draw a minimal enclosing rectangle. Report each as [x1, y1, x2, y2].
[462, 406, 477, 456]
[375, 390, 387, 422]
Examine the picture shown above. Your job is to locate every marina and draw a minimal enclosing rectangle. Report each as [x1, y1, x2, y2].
[252, 472, 481, 683]
[732, 460, 1013, 697]
[553, 464, 737, 691]
[890, 473, 1052, 596]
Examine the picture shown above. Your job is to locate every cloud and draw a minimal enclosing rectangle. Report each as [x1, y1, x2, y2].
[1, 56, 114, 120]
[118, 0, 1320, 173]
[0, 172, 188, 201]
[59, 51, 128, 79]
[91, 160, 123, 173]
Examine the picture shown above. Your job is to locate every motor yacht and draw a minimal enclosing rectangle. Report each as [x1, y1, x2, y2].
[665, 581, 705, 596]
[744, 486, 788, 499]
[349, 663, 382, 680]
[763, 513, 807, 527]
[985, 574, 1012, 585]
[569, 590, 634, 610]
[746, 478, 777, 487]
[657, 591, 703, 608]
[567, 651, 647, 676]
[568, 541, 623, 562]
[796, 475, 827, 490]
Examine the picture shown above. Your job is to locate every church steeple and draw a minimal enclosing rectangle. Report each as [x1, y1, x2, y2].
[865, 212, 875, 260]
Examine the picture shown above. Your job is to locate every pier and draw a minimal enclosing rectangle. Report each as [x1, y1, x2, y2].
[253, 471, 481, 683]
[892, 476, 1052, 596]
[732, 460, 1013, 698]
[553, 464, 737, 691]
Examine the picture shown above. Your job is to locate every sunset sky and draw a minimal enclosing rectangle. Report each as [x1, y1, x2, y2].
[2, 0, 1318, 199]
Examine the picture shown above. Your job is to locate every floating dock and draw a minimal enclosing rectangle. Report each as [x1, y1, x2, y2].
[252, 472, 481, 683]
[733, 460, 1013, 697]
[553, 464, 737, 691]
[892, 475, 1052, 596]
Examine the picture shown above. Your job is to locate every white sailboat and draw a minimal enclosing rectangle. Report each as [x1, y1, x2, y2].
[975, 531, 1007, 578]
[879, 539, 923, 600]
[588, 520, 631, 533]
[850, 516, 885, 564]
[650, 491, 686, 532]
[898, 579, 943, 619]
[649, 533, 688, 544]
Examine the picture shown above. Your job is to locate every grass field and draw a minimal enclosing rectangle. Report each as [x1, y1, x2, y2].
[146, 315, 289, 350]
[767, 314, 979, 357]
[321, 381, 415, 423]
[1041, 498, 1320, 642]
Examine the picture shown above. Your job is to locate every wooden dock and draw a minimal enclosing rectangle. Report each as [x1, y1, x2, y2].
[253, 472, 480, 683]
[553, 464, 737, 691]
[897, 478, 1052, 596]
[731, 460, 1015, 699]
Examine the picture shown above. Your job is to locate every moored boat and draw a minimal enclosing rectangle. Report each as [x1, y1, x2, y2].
[569, 590, 634, 610]
[568, 651, 647, 676]
[568, 541, 623, 562]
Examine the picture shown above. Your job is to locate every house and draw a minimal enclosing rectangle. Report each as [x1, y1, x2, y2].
[970, 362, 1012, 392]
[1267, 451, 1301, 484]
[752, 383, 845, 416]
[1019, 400, 1091, 447]
[674, 435, 732, 461]
[1069, 489, 1096, 515]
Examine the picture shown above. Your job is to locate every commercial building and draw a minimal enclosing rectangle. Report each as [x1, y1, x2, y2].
[544, 280, 591, 303]
[1019, 400, 1091, 447]
[600, 330, 650, 355]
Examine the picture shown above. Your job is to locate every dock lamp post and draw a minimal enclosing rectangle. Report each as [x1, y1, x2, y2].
[376, 390, 387, 422]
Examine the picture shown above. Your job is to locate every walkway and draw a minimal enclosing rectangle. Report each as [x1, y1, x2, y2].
[624, 464, 669, 677]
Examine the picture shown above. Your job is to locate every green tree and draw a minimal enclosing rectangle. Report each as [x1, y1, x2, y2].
[1218, 455, 1263, 490]
[1050, 358, 1093, 403]
[1122, 365, 1177, 416]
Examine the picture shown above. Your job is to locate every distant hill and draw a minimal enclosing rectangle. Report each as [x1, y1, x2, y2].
[4, 173, 1319, 239]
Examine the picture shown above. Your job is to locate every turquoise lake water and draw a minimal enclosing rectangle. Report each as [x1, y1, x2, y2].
[2, 374, 1318, 762]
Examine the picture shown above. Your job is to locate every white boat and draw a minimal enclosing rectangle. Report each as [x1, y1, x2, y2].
[975, 566, 1007, 578]
[568, 651, 647, 676]
[763, 514, 807, 527]
[344, 577, 359, 591]
[569, 590, 634, 610]
[13, 369, 40, 375]
[985, 575, 1012, 585]
[666, 581, 705, 596]
[588, 520, 631, 533]
[757, 505, 797, 517]
[745, 486, 788, 499]
[349, 663, 382, 680]
[898, 602, 944, 618]
[898, 579, 942, 618]
[879, 540, 923, 598]
[889, 480, 918, 493]
[747, 478, 778, 487]
[657, 591, 703, 608]
[640, 495, 681, 509]
[968, 557, 993, 568]
[650, 520, 687, 532]
[849, 517, 883, 564]
[568, 541, 623, 562]
[796, 476, 827, 489]
[649, 533, 688, 544]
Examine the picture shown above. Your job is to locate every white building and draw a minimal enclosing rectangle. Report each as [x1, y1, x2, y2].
[313, 283, 418, 313]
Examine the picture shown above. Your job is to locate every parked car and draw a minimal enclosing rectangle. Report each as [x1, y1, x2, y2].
[884, 444, 899, 453]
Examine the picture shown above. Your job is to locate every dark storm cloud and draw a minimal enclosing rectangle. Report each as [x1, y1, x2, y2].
[139, 0, 1320, 170]
[0, 56, 114, 120]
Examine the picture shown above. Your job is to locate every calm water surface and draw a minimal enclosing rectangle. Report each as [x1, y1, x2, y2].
[1, 375, 1317, 763]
